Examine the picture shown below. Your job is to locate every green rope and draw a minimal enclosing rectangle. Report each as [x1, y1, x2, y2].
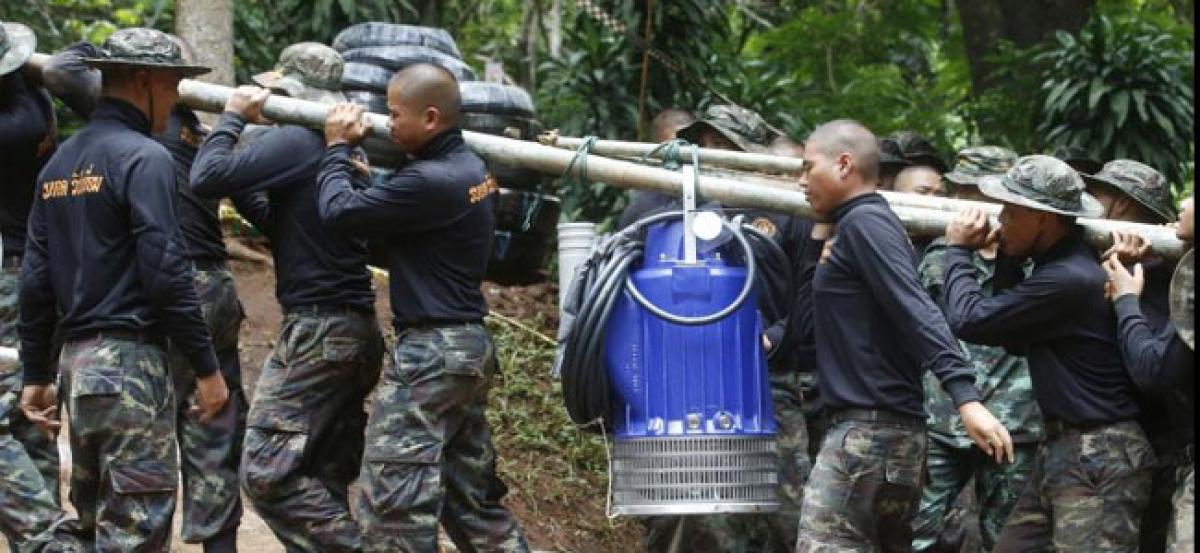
[640, 138, 694, 171]
[563, 135, 599, 187]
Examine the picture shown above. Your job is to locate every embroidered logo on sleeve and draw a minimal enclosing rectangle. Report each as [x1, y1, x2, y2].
[467, 173, 499, 204]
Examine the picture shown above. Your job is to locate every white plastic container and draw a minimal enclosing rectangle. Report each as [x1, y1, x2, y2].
[557, 222, 596, 311]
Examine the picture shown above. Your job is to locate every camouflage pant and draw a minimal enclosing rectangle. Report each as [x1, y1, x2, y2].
[1168, 463, 1193, 552]
[796, 417, 927, 552]
[0, 359, 83, 551]
[168, 267, 247, 545]
[911, 440, 1038, 551]
[994, 421, 1155, 552]
[354, 323, 529, 553]
[0, 268, 60, 507]
[240, 310, 383, 552]
[60, 336, 179, 551]
[641, 370, 811, 553]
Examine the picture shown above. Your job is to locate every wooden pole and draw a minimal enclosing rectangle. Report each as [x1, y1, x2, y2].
[26, 53, 1186, 259]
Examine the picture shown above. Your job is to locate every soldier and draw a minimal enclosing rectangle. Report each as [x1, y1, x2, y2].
[941, 155, 1155, 551]
[911, 146, 1043, 552]
[797, 120, 1012, 552]
[1084, 160, 1188, 553]
[41, 35, 250, 552]
[891, 130, 950, 174]
[190, 43, 384, 551]
[18, 27, 229, 550]
[317, 63, 529, 552]
[1102, 195, 1194, 553]
[894, 165, 945, 197]
[0, 20, 87, 551]
[616, 104, 819, 552]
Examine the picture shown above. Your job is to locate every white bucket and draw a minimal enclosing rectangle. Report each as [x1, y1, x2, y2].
[557, 222, 596, 310]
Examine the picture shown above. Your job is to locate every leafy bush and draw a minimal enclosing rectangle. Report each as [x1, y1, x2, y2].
[1038, 14, 1194, 189]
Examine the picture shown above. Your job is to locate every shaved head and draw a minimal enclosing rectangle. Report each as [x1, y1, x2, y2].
[806, 119, 880, 182]
[651, 108, 696, 142]
[388, 63, 462, 127]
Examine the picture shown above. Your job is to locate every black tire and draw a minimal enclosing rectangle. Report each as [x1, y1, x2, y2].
[341, 62, 395, 93]
[333, 22, 461, 58]
[459, 82, 536, 118]
[341, 46, 477, 82]
[486, 160, 547, 192]
[461, 113, 544, 141]
[344, 90, 388, 114]
[486, 230, 551, 285]
[493, 190, 560, 235]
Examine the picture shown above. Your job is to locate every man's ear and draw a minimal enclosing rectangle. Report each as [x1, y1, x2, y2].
[424, 106, 441, 130]
[836, 152, 853, 179]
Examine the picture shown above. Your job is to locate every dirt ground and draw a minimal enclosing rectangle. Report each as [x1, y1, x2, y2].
[33, 254, 636, 552]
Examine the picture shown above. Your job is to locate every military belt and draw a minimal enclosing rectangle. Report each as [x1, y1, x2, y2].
[284, 303, 374, 319]
[399, 319, 483, 331]
[74, 329, 166, 348]
[827, 408, 924, 429]
[1043, 418, 1123, 437]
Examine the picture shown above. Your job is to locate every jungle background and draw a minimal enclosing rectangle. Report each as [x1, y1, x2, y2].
[0, 1, 1193, 551]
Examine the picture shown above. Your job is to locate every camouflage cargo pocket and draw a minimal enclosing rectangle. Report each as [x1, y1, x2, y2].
[243, 405, 310, 496]
[323, 337, 363, 363]
[72, 365, 123, 398]
[110, 461, 176, 495]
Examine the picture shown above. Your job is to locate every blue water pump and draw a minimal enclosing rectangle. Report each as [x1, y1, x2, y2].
[599, 170, 779, 516]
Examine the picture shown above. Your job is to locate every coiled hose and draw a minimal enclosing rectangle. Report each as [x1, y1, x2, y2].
[555, 210, 763, 429]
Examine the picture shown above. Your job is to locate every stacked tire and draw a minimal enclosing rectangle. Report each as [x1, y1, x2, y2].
[333, 22, 558, 285]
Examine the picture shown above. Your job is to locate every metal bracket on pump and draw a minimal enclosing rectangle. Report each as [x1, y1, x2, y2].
[680, 163, 698, 264]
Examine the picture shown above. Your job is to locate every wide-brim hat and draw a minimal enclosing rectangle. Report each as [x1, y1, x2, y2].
[978, 173, 1105, 218]
[83, 57, 211, 77]
[82, 27, 210, 77]
[677, 119, 766, 153]
[0, 22, 36, 77]
[252, 70, 346, 105]
[1081, 160, 1175, 223]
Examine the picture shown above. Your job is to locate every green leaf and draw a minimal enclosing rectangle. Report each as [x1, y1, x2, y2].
[1132, 89, 1149, 122]
[1111, 90, 1131, 128]
[1087, 77, 1108, 110]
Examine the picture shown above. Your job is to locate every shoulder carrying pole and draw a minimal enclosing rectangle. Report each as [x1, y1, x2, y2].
[26, 52, 1187, 260]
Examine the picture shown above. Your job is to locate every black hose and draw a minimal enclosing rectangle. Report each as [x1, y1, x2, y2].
[555, 210, 757, 429]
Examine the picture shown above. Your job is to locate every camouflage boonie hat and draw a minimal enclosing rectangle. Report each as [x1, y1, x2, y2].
[252, 42, 346, 105]
[1083, 159, 1175, 223]
[891, 130, 948, 173]
[1051, 145, 1103, 175]
[82, 27, 210, 77]
[977, 154, 1105, 218]
[0, 21, 35, 76]
[944, 146, 1018, 187]
[677, 105, 773, 153]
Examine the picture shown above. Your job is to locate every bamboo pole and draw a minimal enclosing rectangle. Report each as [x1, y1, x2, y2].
[25, 53, 1186, 259]
[542, 133, 806, 175]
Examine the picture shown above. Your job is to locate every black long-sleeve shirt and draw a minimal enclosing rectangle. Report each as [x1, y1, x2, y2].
[942, 234, 1139, 426]
[0, 72, 56, 258]
[190, 113, 374, 311]
[813, 193, 979, 418]
[1113, 295, 1193, 452]
[315, 129, 492, 329]
[19, 99, 218, 384]
[616, 192, 821, 373]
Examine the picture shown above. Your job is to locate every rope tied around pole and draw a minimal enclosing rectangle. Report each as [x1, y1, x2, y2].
[563, 135, 600, 187]
[641, 138, 693, 171]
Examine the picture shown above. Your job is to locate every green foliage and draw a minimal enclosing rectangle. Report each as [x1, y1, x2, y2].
[1037, 13, 1194, 189]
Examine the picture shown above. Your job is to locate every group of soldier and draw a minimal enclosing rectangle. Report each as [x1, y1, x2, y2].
[0, 16, 1193, 553]
[2, 23, 527, 552]
[624, 106, 1193, 553]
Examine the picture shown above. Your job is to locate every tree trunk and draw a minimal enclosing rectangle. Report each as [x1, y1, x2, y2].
[548, 0, 564, 58]
[955, 0, 1094, 92]
[174, 0, 234, 86]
